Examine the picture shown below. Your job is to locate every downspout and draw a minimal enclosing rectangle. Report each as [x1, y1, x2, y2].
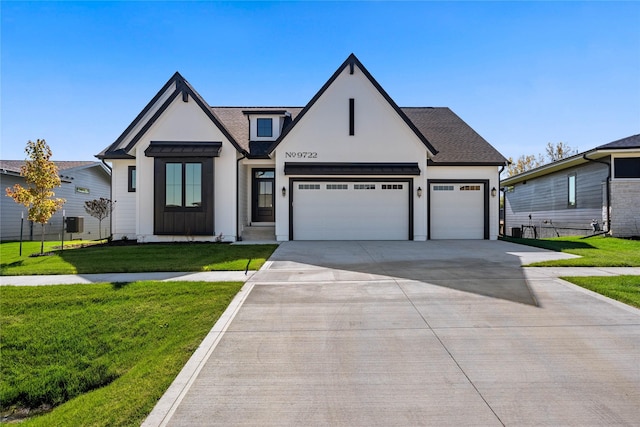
[498, 163, 506, 237]
[101, 159, 113, 240]
[236, 152, 247, 241]
[583, 153, 611, 233]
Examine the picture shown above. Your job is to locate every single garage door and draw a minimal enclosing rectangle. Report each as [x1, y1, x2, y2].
[293, 181, 409, 240]
[430, 183, 485, 239]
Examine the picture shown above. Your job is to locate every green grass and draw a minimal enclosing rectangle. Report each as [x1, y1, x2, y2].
[501, 235, 640, 267]
[0, 241, 278, 275]
[561, 276, 640, 308]
[0, 281, 243, 425]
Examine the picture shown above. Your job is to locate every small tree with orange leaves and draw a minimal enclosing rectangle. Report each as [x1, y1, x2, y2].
[5, 139, 65, 255]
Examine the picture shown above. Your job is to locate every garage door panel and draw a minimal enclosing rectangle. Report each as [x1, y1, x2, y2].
[293, 182, 409, 240]
[430, 183, 485, 239]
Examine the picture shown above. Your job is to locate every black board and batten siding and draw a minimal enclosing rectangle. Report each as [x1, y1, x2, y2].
[505, 161, 609, 237]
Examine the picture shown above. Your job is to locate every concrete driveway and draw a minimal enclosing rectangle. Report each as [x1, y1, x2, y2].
[147, 240, 640, 426]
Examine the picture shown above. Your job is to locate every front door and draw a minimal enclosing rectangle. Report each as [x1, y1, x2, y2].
[252, 169, 275, 222]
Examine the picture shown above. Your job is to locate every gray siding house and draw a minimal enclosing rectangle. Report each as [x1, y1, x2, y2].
[1, 161, 111, 241]
[502, 134, 640, 238]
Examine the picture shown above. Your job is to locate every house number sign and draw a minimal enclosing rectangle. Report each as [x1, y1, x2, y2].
[285, 151, 318, 159]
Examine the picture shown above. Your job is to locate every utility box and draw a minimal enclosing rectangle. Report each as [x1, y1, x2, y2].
[65, 217, 84, 233]
[511, 227, 521, 238]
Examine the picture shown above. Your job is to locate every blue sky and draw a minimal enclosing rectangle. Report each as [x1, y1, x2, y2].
[1, 1, 639, 162]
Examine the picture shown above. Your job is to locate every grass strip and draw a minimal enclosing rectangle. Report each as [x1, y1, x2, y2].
[561, 275, 640, 309]
[501, 235, 640, 267]
[1, 241, 278, 275]
[0, 281, 243, 425]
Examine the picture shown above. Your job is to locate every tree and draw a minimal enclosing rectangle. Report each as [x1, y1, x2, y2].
[505, 154, 544, 177]
[5, 139, 65, 254]
[545, 141, 578, 162]
[84, 198, 115, 240]
[506, 142, 579, 177]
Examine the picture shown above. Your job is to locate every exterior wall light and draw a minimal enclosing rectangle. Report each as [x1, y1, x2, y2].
[282, 186, 287, 197]
[417, 187, 423, 198]
[491, 187, 497, 197]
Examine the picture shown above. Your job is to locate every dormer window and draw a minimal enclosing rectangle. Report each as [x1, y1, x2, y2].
[257, 118, 273, 137]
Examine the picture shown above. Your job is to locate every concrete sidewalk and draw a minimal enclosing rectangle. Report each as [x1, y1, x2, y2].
[144, 241, 640, 426]
[0, 271, 255, 285]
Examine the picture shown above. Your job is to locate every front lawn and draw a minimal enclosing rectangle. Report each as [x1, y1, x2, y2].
[0, 241, 278, 275]
[501, 235, 640, 267]
[561, 276, 640, 309]
[0, 281, 243, 425]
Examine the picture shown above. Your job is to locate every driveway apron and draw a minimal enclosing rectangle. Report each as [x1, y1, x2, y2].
[152, 240, 640, 426]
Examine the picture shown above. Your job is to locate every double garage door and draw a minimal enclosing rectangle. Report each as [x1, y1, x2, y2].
[292, 181, 410, 240]
[290, 180, 487, 240]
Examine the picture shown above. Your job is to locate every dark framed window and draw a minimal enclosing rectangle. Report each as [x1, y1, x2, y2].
[568, 173, 577, 208]
[128, 166, 136, 192]
[165, 162, 202, 208]
[257, 118, 273, 137]
[614, 157, 640, 178]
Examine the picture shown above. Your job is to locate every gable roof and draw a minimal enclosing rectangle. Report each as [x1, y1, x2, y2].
[97, 72, 244, 159]
[502, 133, 640, 185]
[267, 54, 439, 156]
[97, 55, 507, 165]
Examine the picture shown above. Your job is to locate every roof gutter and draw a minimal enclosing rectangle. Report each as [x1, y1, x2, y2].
[582, 153, 611, 233]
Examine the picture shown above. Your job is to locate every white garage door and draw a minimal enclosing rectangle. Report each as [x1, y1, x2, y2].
[430, 183, 485, 239]
[293, 181, 409, 240]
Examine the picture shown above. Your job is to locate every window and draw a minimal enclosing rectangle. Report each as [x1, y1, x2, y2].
[433, 185, 454, 191]
[614, 157, 640, 178]
[568, 173, 576, 208]
[128, 166, 136, 192]
[354, 184, 375, 190]
[382, 184, 403, 190]
[299, 184, 320, 190]
[165, 162, 202, 208]
[460, 185, 480, 191]
[257, 118, 273, 137]
[327, 184, 348, 190]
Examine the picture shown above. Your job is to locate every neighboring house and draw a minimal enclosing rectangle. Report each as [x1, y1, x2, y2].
[502, 134, 640, 238]
[97, 54, 507, 242]
[0, 161, 111, 241]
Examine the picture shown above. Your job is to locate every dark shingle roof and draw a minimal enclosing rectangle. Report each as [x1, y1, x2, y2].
[596, 134, 640, 150]
[211, 107, 303, 154]
[402, 107, 507, 165]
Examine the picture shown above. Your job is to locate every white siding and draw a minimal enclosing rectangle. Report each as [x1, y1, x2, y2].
[110, 159, 136, 240]
[274, 64, 429, 241]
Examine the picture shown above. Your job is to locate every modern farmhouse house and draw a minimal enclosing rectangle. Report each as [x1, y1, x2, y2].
[97, 54, 507, 242]
[502, 134, 640, 238]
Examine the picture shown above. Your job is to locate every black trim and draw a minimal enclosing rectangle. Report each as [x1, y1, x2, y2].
[251, 168, 276, 223]
[144, 141, 222, 158]
[268, 54, 438, 156]
[284, 162, 421, 176]
[349, 98, 355, 136]
[427, 179, 490, 240]
[127, 166, 136, 192]
[289, 177, 413, 241]
[99, 72, 246, 159]
[428, 160, 508, 167]
[242, 110, 288, 115]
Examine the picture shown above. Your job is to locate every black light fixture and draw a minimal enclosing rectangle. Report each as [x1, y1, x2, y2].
[282, 186, 286, 197]
[417, 187, 423, 198]
[491, 187, 497, 197]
